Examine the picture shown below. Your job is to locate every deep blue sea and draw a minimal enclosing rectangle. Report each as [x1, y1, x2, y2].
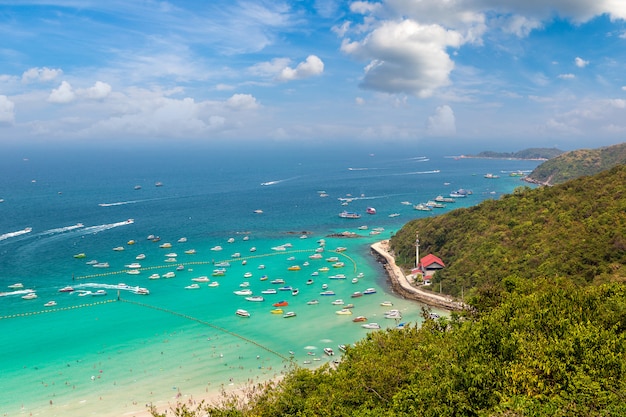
[0, 144, 541, 416]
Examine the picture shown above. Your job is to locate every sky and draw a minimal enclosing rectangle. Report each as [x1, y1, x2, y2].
[1, 0, 626, 151]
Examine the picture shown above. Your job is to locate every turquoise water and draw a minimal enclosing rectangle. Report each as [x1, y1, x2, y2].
[0, 145, 541, 415]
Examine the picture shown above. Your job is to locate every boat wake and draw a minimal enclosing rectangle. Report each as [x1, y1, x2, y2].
[0, 227, 33, 242]
[79, 219, 134, 235]
[39, 223, 85, 236]
[75, 283, 142, 291]
[391, 169, 441, 176]
[260, 176, 299, 186]
[0, 289, 35, 297]
[98, 200, 141, 207]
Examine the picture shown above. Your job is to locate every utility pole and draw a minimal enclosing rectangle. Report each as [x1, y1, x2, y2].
[415, 232, 420, 270]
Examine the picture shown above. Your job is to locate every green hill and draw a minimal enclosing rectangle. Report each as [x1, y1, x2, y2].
[390, 164, 626, 310]
[527, 142, 626, 185]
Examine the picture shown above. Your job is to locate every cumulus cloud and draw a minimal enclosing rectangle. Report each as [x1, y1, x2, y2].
[426, 105, 456, 136]
[0, 95, 15, 125]
[48, 81, 76, 103]
[575, 56, 589, 68]
[342, 19, 462, 97]
[277, 55, 324, 81]
[558, 73, 575, 79]
[22, 67, 63, 83]
[226, 93, 259, 110]
[80, 81, 112, 99]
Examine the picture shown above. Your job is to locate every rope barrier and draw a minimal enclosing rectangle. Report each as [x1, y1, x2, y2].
[0, 299, 116, 321]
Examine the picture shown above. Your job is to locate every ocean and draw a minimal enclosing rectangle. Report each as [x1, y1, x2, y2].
[0, 144, 541, 416]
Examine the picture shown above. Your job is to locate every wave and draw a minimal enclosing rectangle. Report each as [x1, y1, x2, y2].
[39, 223, 85, 236]
[0, 289, 35, 297]
[98, 200, 141, 207]
[0, 227, 32, 242]
[79, 219, 134, 235]
[392, 170, 441, 176]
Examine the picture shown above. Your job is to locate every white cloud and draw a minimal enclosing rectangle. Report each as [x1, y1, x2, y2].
[22, 67, 63, 83]
[355, 97, 365, 105]
[80, 81, 112, 100]
[342, 19, 462, 97]
[575, 56, 589, 68]
[249, 58, 292, 77]
[426, 105, 456, 136]
[558, 73, 575, 79]
[608, 98, 626, 109]
[0, 95, 15, 125]
[48, 81, 76, 103]
[226, 93, 259, 110]
[277, 55, 325, 81]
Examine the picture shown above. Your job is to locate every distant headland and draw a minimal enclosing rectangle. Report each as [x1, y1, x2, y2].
[461, 147, 564, 161]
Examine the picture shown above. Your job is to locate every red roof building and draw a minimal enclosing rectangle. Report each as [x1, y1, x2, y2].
[417, 254, 445, 274]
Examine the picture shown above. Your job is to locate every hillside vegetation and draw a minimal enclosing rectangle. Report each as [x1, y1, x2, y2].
[471, 147, 563, 160]
[390, 164, 626, 310]
[151, 166, 626, 417]
[527, 142, 626, 185]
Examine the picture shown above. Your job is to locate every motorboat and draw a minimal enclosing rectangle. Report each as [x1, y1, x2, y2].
[321, 283, 328, 290]
[259, 274, 268, 280]
[258, 264, 265, 269]
[185, 284, 200, 290]
[273, 300, 288, 307]
[59, 286, 74, 292]
[306, 279, 314, 285]
[332, 262, 345, 268]
[159, 242, 172, 249]
[243, 272, 253, 278]
[126, 269, 140, 275]
[22, 292, 37, 300]
[175, 264, 184, 271]
[283, 311, 297, 318]
[125, 263, 142, 269]
[208, 281, 219, 287]
[250, 247, 257, 252]
[164, 257, 178, 263]
[380, 301, 393, 307]
[162, 272, 176, 278]
[177, 237, 187, 243]
[184, 249, 196, 255]
[351, 278, 359, 284]
[336, 309, 353, 315]
[211, 246, 223, 251]
[320, 290, 335, 296]
[215, 262, 230, 267]
[338, 344, 347, 352]
[329, 274, 346, 279]
[231, 252, 241, 258]
[351, 291, 363, 298]
[307, 299, 319, 305]
[73, 253, 86, 259]
[212, 269, 226, 277]
[278, 285, 293, 292]
[234, 289, 253, 296]
[8, 283, 24, 289]
[236, 309, 250, 318]
[93, 262, 109, 268]
[363, 288, 377, 295]
[318, 267, 329, 272]
[149, 273, 160, 280]
[326, 256, 339, 262]
[309, 253, 323, 259]
[271, 308, 283, 314]
[261, 289, 277, 294]
[133, 287, 150, 295]
[331, 299, 344, 305]
[361, 322, 381, 329]
[86, 260, 98, 265]
[127, 240, 136, 245]
[338, 211, 361, 219]
[136, 254, 146, 260]
[270, 279, 285, 284]
[44, 301, 57, 307]
[245, 296, 264, 302]
[310, 272, 319, 277]
[113, 246, 125, 251]
[191, 276, 210, 282]
[384, 309, 402, 319]
[323, 347, 335, 356]
[287, 265, 301, 271]
[352, 316, 367, 322]
[91, 289, 107, 296]
[165, 252, 177, 258]
[227, 237, 235, 243]
[291, 289, 299, 296]
[366, 207, 376, 215]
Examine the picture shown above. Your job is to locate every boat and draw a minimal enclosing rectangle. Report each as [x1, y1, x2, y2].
[357, 225, 368, 230]
[8, 283, 24, 289]
[253, 209, 263, 214]
[85, 259, 98, 265]
[125, 263, 142, 269]
[215, 262, 230, 267]
[351, 277, 359, 284]
[73, 253, 86, 259]
[278, 285, 293, 291]
[449, 190, 468, 198]
[351, 291, 363, 298]
[309, 254, 322, 261]
[178, 237, 187, 243]
[212, 270, 226, 277]
[91, 289, 107, 296]
[283, 311, 297, 318]
[231, 252, 241, 258]
[329, 274, 346, 279]
[273, 300, 288, 307]
[414, 203, 433, 211]
[126, 269, 140, 275]
[191, 276, 210, 282]
[271, 308, 283, 314]
[211, 246, 223, 251]
[176, 265, 185, 271]
[366, 207, 376, 215]
[306, 279, 314, 285]
[165, 252, 178, 258]
[164, 257, 178, 263]
[321, 283, 328, 290]
[22, 292, 37, 300]
[112, 246, 125, 251]
[336, 309, 353, 315]
[261, 289, 277, 294]
[245, 296, 265, 302]
[310, 271, 319, 277]
[163, 272, 176, 278]
[227, 237, 235, 243]
[159, 242, 172, 248]
[59, 286, 74, 292]
[384, 309, 402, 319]
[240, 281, 251, 287]
[236, 309, 250, 318]
[307, 299, 319, 305]
[93, 262, 110, 268]
[250, 247, 257, 252]
[234, 289, 253, 296]
[434, 195, 455, 203]
[318, 267, 330, 272]
[270, 278, 285, 284]
[258, 264, 265, 270]
[127, 240, 135, 245]
[338, 344, 347, 352]
[326, 256, 339, 262]
[133, 287, 150, 295]
[185, 284, 200, 290]
[388, 213, 400, 217]
[44, 301, 57, 307]
[338, 211, 361, 219]
[155, 181, 163, 187]
[352, 316, 367, 322]
[291, 289, 299, 296]
[208, 281, 219, 287]
[484, 173, 500, 179]
[331, 299, 344, 305]
[288, 265, 301, 271]
[361, 322, 381, 329]
[425, 200, 445, 208]
[323, 347, 335, 356]
[332, 262, 345, 268]
[135, 254, 146, 260]
[363, 288, 377, 295]
[184, 249, 196, 255]
[243, 272, 253, 278]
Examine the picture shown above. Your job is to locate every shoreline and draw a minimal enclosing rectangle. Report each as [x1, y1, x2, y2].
[370, 240, 465, 311]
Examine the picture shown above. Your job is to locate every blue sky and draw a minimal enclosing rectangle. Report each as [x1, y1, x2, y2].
[1, 0, 626, 151]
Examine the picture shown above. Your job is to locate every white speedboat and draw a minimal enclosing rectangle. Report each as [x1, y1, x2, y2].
[185, 284, 200, 290]
[245, 296, 264, 302]
[236, 309, 250, 318]
[211, 246, 223, 251]
[162, 272, 176, 278]
[336, 309, 353, 315]
[44, 300, 57, 307]
[8, 283, 24, 289]
[125, 263, 142, 269]
[126, 269, 140, 275]
[363, 288, 377, 295]
[113, 246, 125, 251]
[331, 299, 344, 305]
[233, 289, 253, 296]
[135, 254, 146, 260]
[91, 289, 107, 296]
[149, 273, 160, 280]
[59, 286, 74, 292]
[22, 292, 37, 300]
[165, 252, 177, 258]
[361, 323, 381, 329]
[191, 276, 210, 282]
[261, 289, 277, 294]
[159, 242, 172, 248]
[208, 281, 219, 287]
[93, 262, 110, 268]
[184, 249, 196, 255]
[324, 347, 335, 356]
[178, 237, 187, 243]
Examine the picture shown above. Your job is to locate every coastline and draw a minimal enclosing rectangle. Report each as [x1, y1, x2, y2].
[370, 240, 465, 311]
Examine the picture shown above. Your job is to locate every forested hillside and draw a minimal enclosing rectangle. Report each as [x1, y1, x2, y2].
[527, 142, 626, 185]
[472, 147, 563, 160]
[390, 164, 626, 310]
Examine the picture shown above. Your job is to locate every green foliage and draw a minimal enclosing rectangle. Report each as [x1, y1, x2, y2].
[528, 142, 626, 185]
[473, 147, 564, 160]
[390, 164, 626, 311]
